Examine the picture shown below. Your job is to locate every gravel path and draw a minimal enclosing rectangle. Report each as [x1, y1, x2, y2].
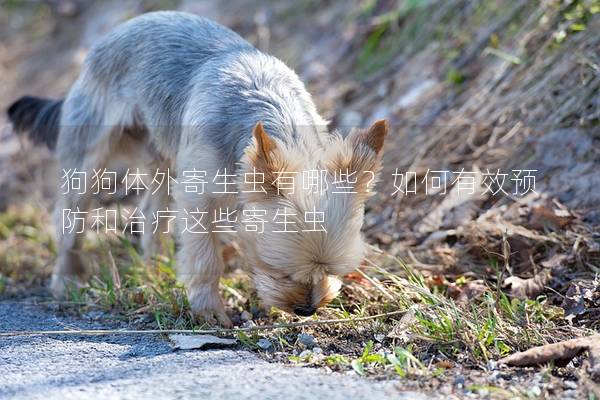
[0, 301, 429, 400]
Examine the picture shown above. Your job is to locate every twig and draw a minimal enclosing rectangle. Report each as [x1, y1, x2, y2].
[356, 262, 396, 301]
[0, 310, 405, 337]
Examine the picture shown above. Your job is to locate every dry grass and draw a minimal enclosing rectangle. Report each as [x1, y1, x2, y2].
[1, 0, 600, 397]
[1, 204, 598, 398]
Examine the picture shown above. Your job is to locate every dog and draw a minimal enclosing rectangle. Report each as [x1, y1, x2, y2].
[7, 11, 387, 327]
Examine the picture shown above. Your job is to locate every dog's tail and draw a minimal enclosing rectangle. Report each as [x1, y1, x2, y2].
[7, 96, 63, 150]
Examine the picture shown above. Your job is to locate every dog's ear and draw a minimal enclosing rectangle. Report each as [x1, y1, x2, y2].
[352, 119, 388, 155]
[241, 122, 286, 200]
[253, 122, 276, 165]
[325, 120, 388, 205]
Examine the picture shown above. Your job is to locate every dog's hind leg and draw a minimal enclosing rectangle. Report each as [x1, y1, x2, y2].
[51, 133, 113, 296]
[139, 158, 172, 260]
[50, 85, 126, 297]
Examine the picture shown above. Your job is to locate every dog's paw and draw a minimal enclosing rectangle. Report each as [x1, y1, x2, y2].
[187, 284, 233, 328]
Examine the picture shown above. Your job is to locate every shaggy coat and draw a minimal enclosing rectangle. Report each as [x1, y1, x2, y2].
[8, 11, 387, 326]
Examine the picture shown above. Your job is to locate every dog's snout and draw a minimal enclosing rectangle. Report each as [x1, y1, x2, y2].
[293, 305, 317, 317]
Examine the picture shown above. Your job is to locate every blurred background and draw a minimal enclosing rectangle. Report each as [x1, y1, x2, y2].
[0, 0, 598, 320]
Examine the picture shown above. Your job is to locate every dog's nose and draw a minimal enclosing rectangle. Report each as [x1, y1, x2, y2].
[293, 305, 317, 316]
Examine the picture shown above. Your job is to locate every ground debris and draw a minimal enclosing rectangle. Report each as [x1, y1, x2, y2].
[448, 279, 488, 303]
[297, 333, 316, 348]
[499, 336, 600, 376]
[169, 334, 237, 350]
[562, 278, 600, 324]
[528, 204, 576, 231]
[416, 169, 487, 235]
[503, 270, 552, 300]
[257, 338, 273, 351]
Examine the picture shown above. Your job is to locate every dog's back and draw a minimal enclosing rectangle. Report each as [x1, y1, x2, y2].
[84, 12, 251, 147]
[10, 11, 328, 162]
[6, 12, 386, 322]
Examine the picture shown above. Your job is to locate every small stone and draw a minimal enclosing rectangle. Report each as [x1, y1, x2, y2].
[528, 386, 542, 397]
[297, 333, 316, 348]
[312, 347, 323, 355]
[257, 338, 273, 351]
[487, 371, 499, 383]
[299, 349, 312, 359]
[374, 334, 386, 342]
[453, 375, 465, 388]
[376, 82, 389, 97]
[85, 311, 104, 321]
[242, 320, 256, 328]
[564, 381, 578, 390]
[240, 310, 253, 321]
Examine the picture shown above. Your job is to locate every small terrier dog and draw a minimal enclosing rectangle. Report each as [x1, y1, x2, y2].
[8, 11, 387, 327]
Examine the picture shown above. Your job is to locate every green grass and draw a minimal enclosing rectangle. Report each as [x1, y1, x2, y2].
[553, 0, 600, 44]
[0, 205, 595, 384]
[355, 0, 433, 77]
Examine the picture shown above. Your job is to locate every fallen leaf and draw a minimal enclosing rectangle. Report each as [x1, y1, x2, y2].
[540, 253, 569, 269]
[528, 205, 575, 230]
[387, 305, 420, 342]
[562, 278, 600, 323]
[503, 270, 551, 299]
[344, 271, 371, 286]
[562, 284, 587, 319]
[448, 280, 488, 303]
[169, 334, 237, 350]
[417, 168, 488, 234]
[499, 336, 600, 376]
[426, 274, 446, 289]
[435, 359, 455, 369]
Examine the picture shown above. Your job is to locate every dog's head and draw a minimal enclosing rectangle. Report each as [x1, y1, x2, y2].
[237, 120, 388, 316]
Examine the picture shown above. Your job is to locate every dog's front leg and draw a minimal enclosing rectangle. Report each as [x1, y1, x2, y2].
[175, 196, 232, 327]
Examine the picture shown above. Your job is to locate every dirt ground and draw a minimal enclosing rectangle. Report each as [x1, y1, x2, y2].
[0, 0, 599, 399]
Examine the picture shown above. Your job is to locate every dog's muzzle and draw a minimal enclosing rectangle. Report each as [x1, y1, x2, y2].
[293, 305, 317, 316]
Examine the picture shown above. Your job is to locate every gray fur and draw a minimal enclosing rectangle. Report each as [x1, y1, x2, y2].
[59, 11, 329, 169]
[50, 12, 332, 312]
[11, 11, 382, 324]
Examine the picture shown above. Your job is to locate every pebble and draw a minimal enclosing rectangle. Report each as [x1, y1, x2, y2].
[299, 349, 313, 359]
[453, 375, 465, 389]
[297, 333, 316, 348]
[240, 310, 253, 321]
[312, 347, 323, 355]
[564, 381, 578, 390]
[528, 386, 542, 397]
[85, 311, 105, 321]
[374, 334, 386, 342]
[257, 338, 273, 351]
[242, 320, 256, 328]
[369, 105, 390, 123]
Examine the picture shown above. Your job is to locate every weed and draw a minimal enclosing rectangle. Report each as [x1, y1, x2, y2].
[0, 205, 596, 382]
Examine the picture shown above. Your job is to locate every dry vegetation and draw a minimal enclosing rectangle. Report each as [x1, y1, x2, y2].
[0, 0, 599, 398]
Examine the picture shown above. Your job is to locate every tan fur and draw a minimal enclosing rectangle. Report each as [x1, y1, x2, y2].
[24, 12, 388, 327]
[51, 119, 387, 325]
[236, 120, 388, 316]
